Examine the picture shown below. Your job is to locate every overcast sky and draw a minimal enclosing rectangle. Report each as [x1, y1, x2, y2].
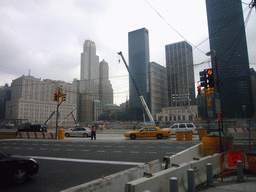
[1, 0, 255, 105]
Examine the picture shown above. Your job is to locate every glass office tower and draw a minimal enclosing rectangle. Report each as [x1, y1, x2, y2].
[206, 0, 254, 118]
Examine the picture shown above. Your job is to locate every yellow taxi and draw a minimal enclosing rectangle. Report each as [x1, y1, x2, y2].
[124, 126, 171, 140]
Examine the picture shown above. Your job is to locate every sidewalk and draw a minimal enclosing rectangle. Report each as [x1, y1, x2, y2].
[196, 171, 256, 192]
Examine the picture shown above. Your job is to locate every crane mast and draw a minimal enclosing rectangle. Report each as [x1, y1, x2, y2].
[117, 51, 155, 124]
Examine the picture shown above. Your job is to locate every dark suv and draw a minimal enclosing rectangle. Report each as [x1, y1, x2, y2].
[0, 152, 39, 184]
[18, 124, 47, 132]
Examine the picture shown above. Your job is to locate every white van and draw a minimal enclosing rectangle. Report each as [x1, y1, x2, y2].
[163, 123, 198, 134]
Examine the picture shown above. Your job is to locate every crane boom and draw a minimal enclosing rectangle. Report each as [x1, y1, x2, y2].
[117, 51, 155, 124]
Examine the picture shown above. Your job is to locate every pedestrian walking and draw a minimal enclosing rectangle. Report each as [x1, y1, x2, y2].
[91, 125, 96, 140]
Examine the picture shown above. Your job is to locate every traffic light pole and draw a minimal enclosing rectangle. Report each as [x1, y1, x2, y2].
[55, 86, 63, 139]
[206, 50, 223, 152]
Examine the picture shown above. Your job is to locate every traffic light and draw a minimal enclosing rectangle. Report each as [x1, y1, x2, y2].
[205, 88, 210, 96]
[53, 92, 59, 101]
[199, 70, 207, 87]
[209, 87, 214, 95]
[207, 99, 211, 107]
[62, 93, 66, 101]
[207, 69, 214, 87]
[197, 85, 202, 96]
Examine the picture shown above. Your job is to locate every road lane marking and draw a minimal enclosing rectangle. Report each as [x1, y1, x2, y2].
[42, 144, 49, 146]
[82, 150, 90, 152]
[55, 144, 61, 146]
[161, 146, 170, 149]
[104, 145, 111, 148]
[53, 149, 60, 151]
[146, 146, 154, 148]
[91, 145, 98, 147]
[67, 149, 75, 151]
[15, 147, 21, 149]
[40, 148, 46, 150]
[132, 146, 139, 148]
[130, 151, 139, 154]
[97, 150, 105, 153]
[32, 144, 38, 146]
[28, 156, 144, 166]
[113, 151, 122, 153]
[27, 148, 34, 150]
[118, 146, 125, 148]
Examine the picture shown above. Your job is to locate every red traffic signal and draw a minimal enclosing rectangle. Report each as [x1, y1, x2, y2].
[53, 92, 59, 101]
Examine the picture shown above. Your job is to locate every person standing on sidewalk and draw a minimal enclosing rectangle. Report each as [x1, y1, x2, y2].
[91, 125, 96, 140]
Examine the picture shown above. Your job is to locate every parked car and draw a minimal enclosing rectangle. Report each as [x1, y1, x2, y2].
[18, 124, 47, 132]
[124, 126, 171, 140]
[0, 152, 39, 184]
[65, 127, 91, 137]
[163, 123, 198, 134]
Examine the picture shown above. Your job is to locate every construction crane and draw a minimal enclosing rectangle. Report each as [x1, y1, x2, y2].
[117, 51, 155, 125]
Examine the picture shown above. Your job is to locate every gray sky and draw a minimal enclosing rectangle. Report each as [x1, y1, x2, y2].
[1, 0, 255, 105]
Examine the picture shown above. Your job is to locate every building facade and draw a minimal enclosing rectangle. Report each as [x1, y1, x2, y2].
[156, 105, 198, 123]
[128, 28, 150, 119]
[206, 0, 254, 118]
[80, 40, 99, 100]
[165, 41, 195, 107]
[0, 84, 11, 121]
[99, 59, 113, 106]
[5, 75, 77, 126]
[149, 62, 168, 118]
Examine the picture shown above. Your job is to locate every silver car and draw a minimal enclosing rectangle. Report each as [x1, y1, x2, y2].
[65, 127, 91, 137]
[163, 123, 198, 135]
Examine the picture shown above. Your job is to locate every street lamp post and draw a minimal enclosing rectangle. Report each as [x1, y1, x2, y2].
[206, 50, 224, 152]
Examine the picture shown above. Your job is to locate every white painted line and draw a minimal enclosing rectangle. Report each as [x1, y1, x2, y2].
[161, 146, 170, 149]
[132, 146, 139, 148]
[118, 146, 125, 148]
[53, 149, 60, 151]
[104, 145, 111, 148]
[148, 152, 157, 154]
[32, 144, 38, 146]
[146, 146, 154, 148]
[67, 149, 75, 151]
[113, 151, 122, 153]
[97, 150, 105, 153]
[130, 151, 139, 154]
[27, 148, 34, 150]
[55, 144, 61, 146]
[40, 148, 46, 150]
[177, 147, 185, 149]
[91, 145, 98, 147]
[66, 144, 73, 146]
[82, 150, 90, 152]
[28, 156, 144, 166]
[42, 144, 49, 146]
[15, 147, 21, 149]
[78, 145, 84, 147]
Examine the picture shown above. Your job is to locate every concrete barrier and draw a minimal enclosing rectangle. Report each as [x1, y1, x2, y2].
[0, 132, 17, 138]
[190, 154, 220, 185]
[17, 132, 55, 139]
[125, 163, 191, 192]
[125, 154, 221, 192]
[168, 143, 203, 165]
[62, 160, 161, 192]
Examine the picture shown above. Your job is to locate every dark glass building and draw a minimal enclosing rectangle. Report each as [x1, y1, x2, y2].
[206, 0, 254, 118]
[165, 41, 195, 107]
[128, 28, 150, 120]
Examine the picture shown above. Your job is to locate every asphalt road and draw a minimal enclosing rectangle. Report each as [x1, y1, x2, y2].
[0, 135, 200, 191]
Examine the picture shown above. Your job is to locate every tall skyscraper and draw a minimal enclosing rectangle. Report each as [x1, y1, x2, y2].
[206, 0, 254, 118]
[128, 28, 150, 119]
[165, 41, 195, 107]
[149, 62, 168, 118]
[80, 40, 99, 100]
[99, 59, 113, 106]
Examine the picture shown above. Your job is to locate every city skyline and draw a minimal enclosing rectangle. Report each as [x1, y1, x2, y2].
[1, 1, 255, 105]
